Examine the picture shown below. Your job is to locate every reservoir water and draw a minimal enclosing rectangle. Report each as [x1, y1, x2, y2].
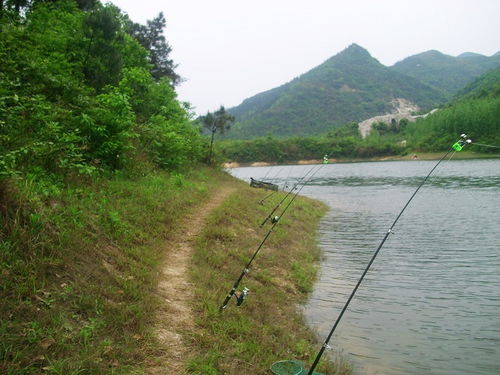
[228, 159, 500, 375]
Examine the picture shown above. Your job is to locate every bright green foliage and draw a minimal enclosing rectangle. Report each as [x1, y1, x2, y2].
[0, 0, 205, 179]
[142, 113, 205, 169]
[404, 97, 500, 151]
[403, 65, 500, 152]
[81, 89, 135, 169]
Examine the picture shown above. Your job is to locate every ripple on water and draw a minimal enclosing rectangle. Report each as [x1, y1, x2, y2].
[229, 159, 500, 375]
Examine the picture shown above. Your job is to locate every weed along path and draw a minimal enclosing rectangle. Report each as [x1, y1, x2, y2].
[146, 186, 236, 374]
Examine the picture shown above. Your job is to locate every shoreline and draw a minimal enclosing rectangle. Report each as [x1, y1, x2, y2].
[223, 151, 499, 168]
[187, 178, 351, 374]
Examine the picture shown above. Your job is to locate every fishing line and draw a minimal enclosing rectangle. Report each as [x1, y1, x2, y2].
[446, 150, 457, 162]
[303, 135, 471, 375]
[258, 168, 286, 205]
[470, 141, 500, 149]
[260, 167, 297, 205]
[219, 164, 324, 312]
[261, 166, 274, 181]
[284, 166, 294, 189]
[260, 165, 319, 227]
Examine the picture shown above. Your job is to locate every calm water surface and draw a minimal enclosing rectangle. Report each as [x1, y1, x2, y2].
[229, 159, 500, 375]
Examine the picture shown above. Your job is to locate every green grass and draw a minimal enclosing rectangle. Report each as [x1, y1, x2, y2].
[189, 182, 352, 374]
[1, 166, 352, 374]
[0, 167, 220, 374]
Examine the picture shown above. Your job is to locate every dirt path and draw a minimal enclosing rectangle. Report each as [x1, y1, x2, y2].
[146, 186, 235, 374]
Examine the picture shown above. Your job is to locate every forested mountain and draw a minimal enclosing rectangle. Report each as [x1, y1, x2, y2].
[227, 44, 447, 139]
[453, 66, 500, 100]
[403, 64, 500, 151]
[391, 50, 500, 96]
[221, 64, 500, 163]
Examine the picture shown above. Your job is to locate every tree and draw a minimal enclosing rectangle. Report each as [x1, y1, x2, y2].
[82, 4, 124, 91]
[202, 106, 235, 164]
[127, 12, 180, 85]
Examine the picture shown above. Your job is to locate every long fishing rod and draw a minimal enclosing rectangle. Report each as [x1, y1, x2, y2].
[220, 164, 324, 311]
[261, 166, 297, 205]
[259, 167, 286, 205]
[260, 165, 318, 227]
[261, 166, 274, 181]
[260, 190, 278, 205]
[305, 135, 471, 375]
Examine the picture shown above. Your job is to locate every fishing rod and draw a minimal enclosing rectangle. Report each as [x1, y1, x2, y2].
[259, 167, 286, 205]
[260, 166, 274, 181]
[259, 190, 278, 205]
[283, 166, 294, 190]
[260, 165, 319, 227]
[304, 134, 471, 375]
[219, 164, 324, 312]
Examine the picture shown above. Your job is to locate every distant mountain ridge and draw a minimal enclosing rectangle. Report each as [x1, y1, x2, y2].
[392, 49, 500, 95]
[227, 44, 500, 140]
[227, 44, 446, 139]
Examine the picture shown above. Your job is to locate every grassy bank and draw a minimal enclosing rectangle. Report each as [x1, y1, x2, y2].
[1, 167, 349, 374]
[187, 180, 351, 374]
[0, 167, 220, 374]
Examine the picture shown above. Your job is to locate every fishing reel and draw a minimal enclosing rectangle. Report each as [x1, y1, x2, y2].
[235, 287, 250, 306]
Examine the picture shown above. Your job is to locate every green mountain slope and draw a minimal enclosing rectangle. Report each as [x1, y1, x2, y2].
[391, 50, 500, 96]
[403, 65, 500, 151]
[227, 44, 446, 139]
[454, 66, 500, 100]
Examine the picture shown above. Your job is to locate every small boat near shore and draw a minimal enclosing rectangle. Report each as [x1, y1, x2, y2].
[250, 177, 279, 191]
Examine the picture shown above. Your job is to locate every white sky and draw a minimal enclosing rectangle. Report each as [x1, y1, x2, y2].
[109, 0, 500, 116]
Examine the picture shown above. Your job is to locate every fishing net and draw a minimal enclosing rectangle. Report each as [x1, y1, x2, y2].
[270, 360, 303, 375]
[269, 360, 325, 375]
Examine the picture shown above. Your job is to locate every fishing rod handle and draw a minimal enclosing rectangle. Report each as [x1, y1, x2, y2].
[220, 287, 236, 311]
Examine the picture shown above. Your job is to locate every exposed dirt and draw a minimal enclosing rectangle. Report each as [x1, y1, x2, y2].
[146, 186, 236, 374]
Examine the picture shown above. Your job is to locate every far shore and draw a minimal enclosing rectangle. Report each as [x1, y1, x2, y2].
[223, 151, 499, 168]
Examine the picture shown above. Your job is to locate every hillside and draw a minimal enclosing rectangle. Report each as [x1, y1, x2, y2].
[220, 65, 500, 163]
[403, 64, 500, 151]
[227, 44, 447, 139]
[391, 50, 500, 96]
[453, 66, 500, 100]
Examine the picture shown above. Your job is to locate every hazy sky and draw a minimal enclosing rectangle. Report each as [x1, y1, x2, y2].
[109, 0, 499, 115]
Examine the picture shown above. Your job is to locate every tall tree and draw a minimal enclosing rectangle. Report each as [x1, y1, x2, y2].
[202, 106, 235, 164]
[82, 4, 124, 91]
[127, 12, 180, 85]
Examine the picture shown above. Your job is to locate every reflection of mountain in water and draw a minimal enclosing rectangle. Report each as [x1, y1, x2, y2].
[311, 175, 500, 189]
